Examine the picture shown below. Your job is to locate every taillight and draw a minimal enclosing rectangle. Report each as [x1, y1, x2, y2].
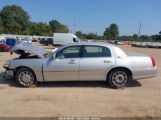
[150, 56, 156, 67]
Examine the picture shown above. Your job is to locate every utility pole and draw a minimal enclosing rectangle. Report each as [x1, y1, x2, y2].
[73, 20, 76, 34]
[138, 21, 142, 37]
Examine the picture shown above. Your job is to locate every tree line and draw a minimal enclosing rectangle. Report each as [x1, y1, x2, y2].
[76, 23, 120, 40]
[0, 5, 161, 41]
[76, 27, 161, 42]
[0, 5, 69, 36]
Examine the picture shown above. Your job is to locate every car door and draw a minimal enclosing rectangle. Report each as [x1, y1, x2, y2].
[79, 45, 115, 81]
[43, 45, 81, 81]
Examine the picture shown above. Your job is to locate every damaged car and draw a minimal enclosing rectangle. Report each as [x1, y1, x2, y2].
[3, 43, 158, 88]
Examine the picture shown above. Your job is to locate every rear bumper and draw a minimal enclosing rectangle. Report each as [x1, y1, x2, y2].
[132, 67, 158, 80]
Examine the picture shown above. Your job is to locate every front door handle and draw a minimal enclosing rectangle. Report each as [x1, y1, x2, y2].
[104, 60, 111, 63]
[68, 61, 76, 64]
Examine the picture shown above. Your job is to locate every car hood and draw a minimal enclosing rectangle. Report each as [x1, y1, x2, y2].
[10, 43, 47, 58]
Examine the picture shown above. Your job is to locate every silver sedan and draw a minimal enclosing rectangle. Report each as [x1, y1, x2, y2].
[3, 43, 158, 88]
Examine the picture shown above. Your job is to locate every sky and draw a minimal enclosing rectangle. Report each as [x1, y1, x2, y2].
[0, 0, 161, 35]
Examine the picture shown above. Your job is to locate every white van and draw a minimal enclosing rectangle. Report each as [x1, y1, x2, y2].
[53, 33, 80, 45]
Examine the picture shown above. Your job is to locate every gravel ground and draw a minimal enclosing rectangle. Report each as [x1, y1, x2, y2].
[0, 44, 161, 117]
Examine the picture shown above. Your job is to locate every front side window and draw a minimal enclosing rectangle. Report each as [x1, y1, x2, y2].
[55, 46, 80, 59]
[83, 45, 111, 58]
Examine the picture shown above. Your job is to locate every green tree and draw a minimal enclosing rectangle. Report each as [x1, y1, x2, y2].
[110, 24, 119, 39]
[75, 31, 87, 39]
[0, 5, 30, 34]
[86, 33, 97, 39]
[0, 17, 3, 33]
[49, 20, 69, 33]
[104, 27, 111, 39]
[151, 34, 161, 41]
[104, 23, 119, 40]
[140, 35, 149, 41]
[76, 31, 82, 37]
[133, 34, 138, 41]
[60, 24, 69, 33]
[30, 22, 52, 36]
[159, 31, 161, 35]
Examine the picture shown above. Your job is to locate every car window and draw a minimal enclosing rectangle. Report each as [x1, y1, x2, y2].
[83, 45, 111, 58]
[55, 46, 80, 59]
[73, 38, 79, 42]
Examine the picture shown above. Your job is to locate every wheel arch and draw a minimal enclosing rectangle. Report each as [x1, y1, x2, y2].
[15, 66, 37, 81]
[106, 67, 133, 80]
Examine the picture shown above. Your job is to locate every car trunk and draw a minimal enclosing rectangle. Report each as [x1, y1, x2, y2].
[126, 52, 156, 68]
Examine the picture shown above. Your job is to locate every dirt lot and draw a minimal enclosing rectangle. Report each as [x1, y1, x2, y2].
[0, 44, 161, 117]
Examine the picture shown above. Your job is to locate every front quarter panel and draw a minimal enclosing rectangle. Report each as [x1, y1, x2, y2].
[9, 59, 45, 82]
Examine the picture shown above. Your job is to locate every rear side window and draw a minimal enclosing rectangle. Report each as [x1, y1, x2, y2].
[83, 45, 111, 58]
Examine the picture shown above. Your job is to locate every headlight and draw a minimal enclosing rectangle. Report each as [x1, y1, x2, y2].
[3, 61, 10, 68]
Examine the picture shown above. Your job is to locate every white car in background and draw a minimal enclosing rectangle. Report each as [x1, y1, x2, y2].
[53, 33, 80, 45]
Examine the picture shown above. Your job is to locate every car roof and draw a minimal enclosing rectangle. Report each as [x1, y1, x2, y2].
[64, 42, 116, 48]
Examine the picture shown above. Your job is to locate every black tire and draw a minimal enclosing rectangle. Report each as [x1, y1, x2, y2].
[107, 69, 131, 89]
[15, 68, 37, 87]
[0, 48, 5, 52]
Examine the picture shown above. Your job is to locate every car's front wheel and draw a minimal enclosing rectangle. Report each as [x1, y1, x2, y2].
[107, 69, 130, 89]
[15, 68, 37, 87]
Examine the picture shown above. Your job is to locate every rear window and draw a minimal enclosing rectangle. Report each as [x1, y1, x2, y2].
[83, 46, 111, 58]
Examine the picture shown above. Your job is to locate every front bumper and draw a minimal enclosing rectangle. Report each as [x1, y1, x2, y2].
[3, 66, 14, 79]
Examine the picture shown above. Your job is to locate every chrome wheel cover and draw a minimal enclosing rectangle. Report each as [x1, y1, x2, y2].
[112, 71, 128, 87]
[18, 71, 34, 87]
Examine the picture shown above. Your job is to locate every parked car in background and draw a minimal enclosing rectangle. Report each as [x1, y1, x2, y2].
[32, 36, 38, 42]
[39, 38, 46, 44]
[157, 42, 161, 48]
[0, 37, 20, 52]
[132, 42, 161, 49]
[39, 38, 53, 46]
[46, 38, 53, 45]
[5, 38, 21, 46]
[3, 43, 157, 88]
[132, 42, 139, 47]
[132, 42, 147, 48]
[107, 40, 124, 45]
[53, 33, 80, 45]
[21, 39, 32, 44]
[0, 43, 12, 52]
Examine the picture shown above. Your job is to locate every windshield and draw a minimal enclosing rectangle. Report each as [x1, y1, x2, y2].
[43, 47, 62, 59]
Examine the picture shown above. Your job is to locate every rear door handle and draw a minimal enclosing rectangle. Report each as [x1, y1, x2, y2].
[68, 59, 76, 64]
[104, 60, 111, 63]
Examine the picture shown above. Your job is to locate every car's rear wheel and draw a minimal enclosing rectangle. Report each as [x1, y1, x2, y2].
[15, 68, 37, 87]
[107, 69, 130, 89]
